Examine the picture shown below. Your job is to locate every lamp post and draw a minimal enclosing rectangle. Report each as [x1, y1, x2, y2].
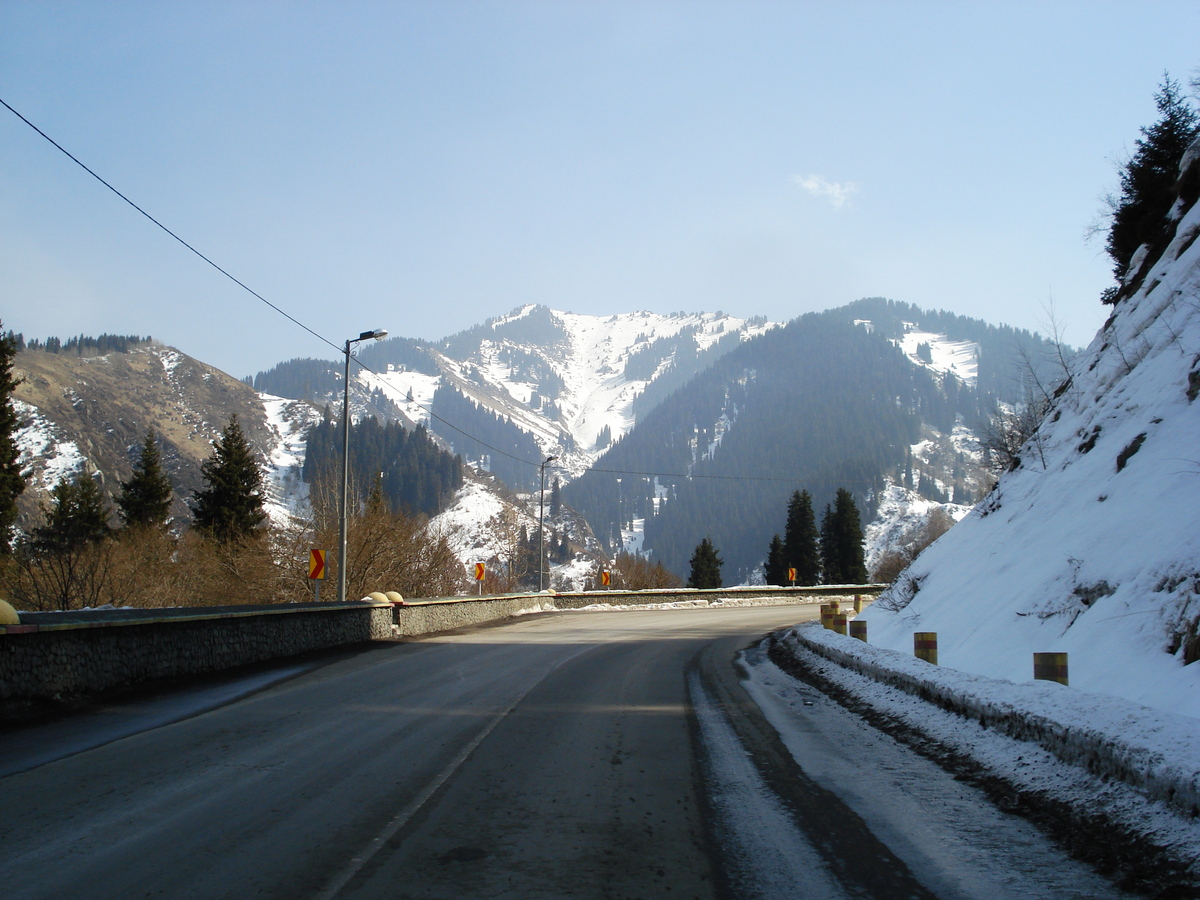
[538, 455, 558, 592]
[338, 328, 388, 604]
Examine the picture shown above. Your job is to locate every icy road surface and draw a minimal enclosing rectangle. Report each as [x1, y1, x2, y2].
[0, 606, 1134, 899]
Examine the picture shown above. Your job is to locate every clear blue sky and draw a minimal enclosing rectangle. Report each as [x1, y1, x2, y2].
[1, 1, 1197, 378]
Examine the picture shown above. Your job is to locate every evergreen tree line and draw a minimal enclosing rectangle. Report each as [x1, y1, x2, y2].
[28, 417, 266, 556]
[834, 297, 1069, 409]
[0, 411, 275, 610]
[13, 333, 153, 356]
[428, 385, 542, 492]
[762, 488, 867, 586]
[628, 329, 743, 419]
[437, 305, 570, 361]
[354, 335, 442, 377]
[253, 357, 342, 401]
[251, 338, 442, 405]
[302, 413, 463, 519]
[623, 327, 702, 381]
[495, 345, 567, 401]
[0, 324, 469, 610]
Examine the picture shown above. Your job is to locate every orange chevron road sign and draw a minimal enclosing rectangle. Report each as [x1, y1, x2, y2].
[309, 549, 327, 580]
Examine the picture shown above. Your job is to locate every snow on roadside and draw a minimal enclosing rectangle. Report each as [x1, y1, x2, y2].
[740, 642, 1141, 900]
[688, 670, 849, 898]
[765, 624, 1200, 885]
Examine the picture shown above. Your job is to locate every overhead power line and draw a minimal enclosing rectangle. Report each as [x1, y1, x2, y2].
[0, 96, 339, 356]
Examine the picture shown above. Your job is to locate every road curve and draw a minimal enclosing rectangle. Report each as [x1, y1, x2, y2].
[0, 604, 1137, 900]
[0, 605, 816, 899]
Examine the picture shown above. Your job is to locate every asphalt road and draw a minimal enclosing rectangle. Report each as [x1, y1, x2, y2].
[0, 605, 1136, 900]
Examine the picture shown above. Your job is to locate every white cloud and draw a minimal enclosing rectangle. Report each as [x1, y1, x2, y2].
[792, 173, 858, 209]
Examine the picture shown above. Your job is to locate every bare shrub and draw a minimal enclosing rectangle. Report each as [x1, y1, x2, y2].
[976, 394, 1050, 474]
[301, 476, 469, 601]
[870, 507, 957, 584]
[607, 551, 683, 590]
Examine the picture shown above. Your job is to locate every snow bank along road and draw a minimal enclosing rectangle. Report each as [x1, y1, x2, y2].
[0, 606, 1136, 899]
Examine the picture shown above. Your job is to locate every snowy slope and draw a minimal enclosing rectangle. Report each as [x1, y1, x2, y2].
[864, 138, 1200, 719]
[259, 395, 324, 526]
[359, 306, 777, 477]
[895, 326, 979, 385]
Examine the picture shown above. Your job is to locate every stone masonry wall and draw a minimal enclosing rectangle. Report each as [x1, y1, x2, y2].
[0, 602, 393, 704]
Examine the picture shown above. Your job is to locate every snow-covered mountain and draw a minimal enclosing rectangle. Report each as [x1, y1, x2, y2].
[864, 136, 1200, 719]
[256, 300, 1063, 581]
[354, 305, 778, 478]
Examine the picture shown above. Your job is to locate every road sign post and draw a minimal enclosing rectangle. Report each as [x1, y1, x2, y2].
[475, 562, 485, 596]
[309, 549, 327, 602]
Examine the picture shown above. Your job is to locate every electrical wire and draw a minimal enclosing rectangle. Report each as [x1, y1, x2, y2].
[0, 96, 341, 357]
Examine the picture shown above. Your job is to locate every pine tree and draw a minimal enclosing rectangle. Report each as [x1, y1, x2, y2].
[764, 534, 786, 585]
[1105, 74, 1200, 293]
[687, 537, 723, 588]
[117, 430, 173, 529]
[33, 471, 111, 554]
[191, 414, 267, 543]
[820, 488, 868, 584]
[783, 489, 821, 585]
[0, 326, 25, 553]
[549, 476, 562, 518]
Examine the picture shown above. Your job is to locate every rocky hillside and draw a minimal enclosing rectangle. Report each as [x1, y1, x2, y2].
[12, 343, 319, 528]
[864, 135, 1200, 719]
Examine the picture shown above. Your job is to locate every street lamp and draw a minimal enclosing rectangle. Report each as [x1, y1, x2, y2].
[538, 455, 558, 592]
[339, 328, 388, 604]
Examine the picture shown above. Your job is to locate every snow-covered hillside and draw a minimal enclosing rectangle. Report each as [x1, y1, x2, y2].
[259, 395, 324, 526]
[855, 317, 980, 385]
[356, 306, 777, 477]
[864, 137, 1200, 719]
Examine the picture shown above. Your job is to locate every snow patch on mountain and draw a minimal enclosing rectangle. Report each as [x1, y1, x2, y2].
[430, 478, 516, 569]
[358, 367, 439, 425]
[259, 395, 323, 526]
[865, 482, 973, 574]
[13, 399, 85, 493]
[359, 307, 778, 480]
[875, 323, 980, 386]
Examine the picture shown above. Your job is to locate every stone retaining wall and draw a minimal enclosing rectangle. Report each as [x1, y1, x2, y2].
[0, 601, 392, 705]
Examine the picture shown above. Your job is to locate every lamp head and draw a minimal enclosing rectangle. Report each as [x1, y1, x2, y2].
[358, 329, 388, 342]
